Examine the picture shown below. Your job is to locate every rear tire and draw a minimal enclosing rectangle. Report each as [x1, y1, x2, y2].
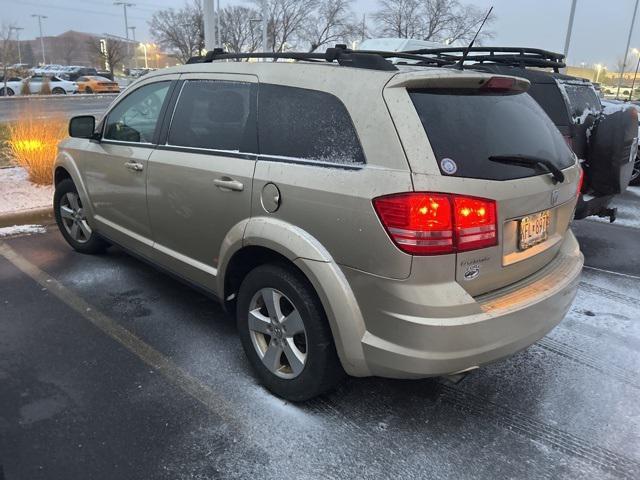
[52, 87, 66, 95]
[85, 87, 93, 94]
[54, 179, 108, 254]
[236, 263, 345, 401]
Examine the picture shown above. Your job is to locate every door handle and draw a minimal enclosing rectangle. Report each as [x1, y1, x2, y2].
[213, 177, 244, 192]
[124, 161, 144, 172]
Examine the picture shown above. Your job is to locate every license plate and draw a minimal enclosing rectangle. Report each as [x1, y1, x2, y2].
[519, 210, 551, 250]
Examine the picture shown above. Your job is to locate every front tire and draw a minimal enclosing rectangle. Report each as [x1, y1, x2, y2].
[85, 86, 93, 94]
[0, 87, 14, 96]
[630, 155, 640, 186]
[236, 264, 345, 401]
[54, 179, 107, 254]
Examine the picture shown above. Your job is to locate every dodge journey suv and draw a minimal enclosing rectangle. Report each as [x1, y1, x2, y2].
[54, 47, 584, 401]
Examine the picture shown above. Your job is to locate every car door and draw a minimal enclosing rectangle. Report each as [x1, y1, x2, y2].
[28, 76, 42, 94]
[79, 77, 177, 256]
[146, 74, 258, 292]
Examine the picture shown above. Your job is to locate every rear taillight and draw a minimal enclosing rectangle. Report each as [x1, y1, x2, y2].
[577, 166, 584, 195]
[373, 193, 498, 255]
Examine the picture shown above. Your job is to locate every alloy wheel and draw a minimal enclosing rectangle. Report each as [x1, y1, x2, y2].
[248, 288, 308, 379]
[59, 192, 92, 244]
[632, 156, 640, 183]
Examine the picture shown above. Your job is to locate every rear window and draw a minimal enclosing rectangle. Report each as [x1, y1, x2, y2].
[258, 84, 365, 165]
[558, 82, 601, 123]
[409, 90, 575, 181]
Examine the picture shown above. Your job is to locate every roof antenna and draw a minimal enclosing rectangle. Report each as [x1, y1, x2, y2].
[454, 6, 493, 70]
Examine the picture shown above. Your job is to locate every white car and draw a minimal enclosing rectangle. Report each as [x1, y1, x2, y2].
[26, 75, 78, 95]
[0, 76, 23, 96]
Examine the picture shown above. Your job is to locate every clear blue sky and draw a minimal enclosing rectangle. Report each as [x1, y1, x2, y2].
[0, 0, 636, 69]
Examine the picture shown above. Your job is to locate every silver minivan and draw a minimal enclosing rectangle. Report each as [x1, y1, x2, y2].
[54, 50, 583, 400]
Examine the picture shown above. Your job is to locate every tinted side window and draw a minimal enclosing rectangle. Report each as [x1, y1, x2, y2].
[104, 81, 170, 143]
[527, 83, 571, 127]
[559, 82, 602, 122]
[258, 84, 365, 164]
[168, 80, 256, 152]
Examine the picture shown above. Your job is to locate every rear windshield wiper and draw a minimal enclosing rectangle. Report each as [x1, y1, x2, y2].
[488, 155, 565, 184]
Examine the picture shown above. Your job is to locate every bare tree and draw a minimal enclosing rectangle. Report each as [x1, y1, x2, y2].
[149, 0, 204, 63]
[373, 0, 494, 44]
[1, 23, 18, 95]
[373, 0, 422, 39]
[220, 5, 262, 55]
[304, 0, 358, 52]
[53, 36, 79, 65]
[255, 0, 319, 53]
[87, 38, 127, 75]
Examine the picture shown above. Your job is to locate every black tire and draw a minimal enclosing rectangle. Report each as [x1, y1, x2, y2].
[236, 263, 345, 401]
[85, 87, 93, 94]
[0, 87, 14, 96]
[52, 87, 66, 95]
[54, 179, 108, 254]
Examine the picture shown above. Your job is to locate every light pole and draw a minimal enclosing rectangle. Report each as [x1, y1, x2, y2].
[31, 14, 47, 65]
[114, 2, 134, 65]
[262, 0, 268, 55]
[140, 43, 149, 69]
[563, 0, 578, 63]
[594, 64, 603, 84]
[9, 26, 24, 65]
[630, 48, 640, 101]
[617, 0, 640, 99]
[128, 26, 138, 68]
[216, 0, 221, 48]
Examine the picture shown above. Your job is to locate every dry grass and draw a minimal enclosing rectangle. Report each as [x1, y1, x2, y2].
[7, 109, 67, 185]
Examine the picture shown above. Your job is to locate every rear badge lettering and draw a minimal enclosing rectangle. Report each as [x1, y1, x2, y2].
[464, 264, 481, 281]
[440, 158, 458, 175]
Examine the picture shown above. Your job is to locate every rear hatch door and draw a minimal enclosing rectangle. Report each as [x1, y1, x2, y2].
[384, 70, 582, 296]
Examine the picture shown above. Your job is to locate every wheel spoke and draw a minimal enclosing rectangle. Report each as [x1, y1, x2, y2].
[78, 220, 92, 239]
[262, 340, 283, 373]
[70, 222, 80, 240]
[66, 193, 80, 211]
[281, 309, 304, 336]
[60, 206, 75, 220]
[282, 338, 305, 376]
[248, 308, 271, 335]
[262, 288, 283, 322]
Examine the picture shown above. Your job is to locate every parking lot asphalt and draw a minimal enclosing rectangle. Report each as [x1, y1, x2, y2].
[0, 96, 116, 123]
[1, 189, 639, 479]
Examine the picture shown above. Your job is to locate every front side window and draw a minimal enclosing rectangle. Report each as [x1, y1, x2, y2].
[104, 81, 170, 143]
[258, 84, 365, 164]
[168, 80, 255, 152]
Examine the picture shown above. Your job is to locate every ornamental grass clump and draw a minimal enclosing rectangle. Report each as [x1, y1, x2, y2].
[8, 109, 67, 185]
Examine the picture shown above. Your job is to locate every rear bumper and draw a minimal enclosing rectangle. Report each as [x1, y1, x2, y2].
[343, 231, 583, 379]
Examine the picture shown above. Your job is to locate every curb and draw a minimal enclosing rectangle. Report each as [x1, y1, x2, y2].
[0, 206, 54, 228]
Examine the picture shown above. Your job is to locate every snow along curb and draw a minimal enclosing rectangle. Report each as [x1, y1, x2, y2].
[0, 206, 54, 228]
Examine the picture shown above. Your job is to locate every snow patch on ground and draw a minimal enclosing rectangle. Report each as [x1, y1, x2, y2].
[0, 167, 53, 214]
[0, 224, 46, 238]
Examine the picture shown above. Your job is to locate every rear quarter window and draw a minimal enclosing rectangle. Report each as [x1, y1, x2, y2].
[257, 84, 365, 165]
[558, 82, 601, 123]
[527, 82, 570, 127]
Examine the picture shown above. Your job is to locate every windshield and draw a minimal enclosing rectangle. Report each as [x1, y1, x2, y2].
[409, 89, 575, 181]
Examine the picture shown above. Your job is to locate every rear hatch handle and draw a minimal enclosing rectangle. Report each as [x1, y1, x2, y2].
[488, 155, 566, 184]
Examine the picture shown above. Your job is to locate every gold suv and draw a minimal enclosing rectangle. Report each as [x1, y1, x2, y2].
[53, 48, 583, 400]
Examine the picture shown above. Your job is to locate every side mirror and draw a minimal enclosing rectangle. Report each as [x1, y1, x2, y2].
[69, 115, 97, 139]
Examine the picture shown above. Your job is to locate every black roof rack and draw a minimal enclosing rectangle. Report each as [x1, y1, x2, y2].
[402, 46, 566, 72]
[186, 45, 453, 71]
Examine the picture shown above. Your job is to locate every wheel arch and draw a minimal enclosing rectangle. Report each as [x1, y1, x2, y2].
[218, 217, 370, 377]
[53, 152, 96, 221]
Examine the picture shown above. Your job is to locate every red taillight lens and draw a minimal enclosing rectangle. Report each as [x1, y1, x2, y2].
[373, 193, 497, 255]
[453, 196, 497, 251]
[577, 166, 584, 195]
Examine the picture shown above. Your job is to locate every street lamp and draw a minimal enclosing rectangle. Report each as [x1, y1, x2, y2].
[594, 63, 603, 83]
[629, 48, 640, 101]
[9, 26, 24, 65]
[31, 14, 48, 65]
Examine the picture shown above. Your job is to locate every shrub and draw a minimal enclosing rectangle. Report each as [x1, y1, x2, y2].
[20, 79, 31, 96]
[8, 110, 67, 185]
[40, 77, 52, 95]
